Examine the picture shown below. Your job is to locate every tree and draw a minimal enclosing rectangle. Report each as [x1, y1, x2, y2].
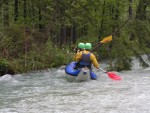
[3, 0, 9, 26]
[14, 0, 19, 21]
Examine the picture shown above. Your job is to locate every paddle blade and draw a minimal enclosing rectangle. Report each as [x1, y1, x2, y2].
[106, 72, 121, 80]
[100, 35, 112, 43]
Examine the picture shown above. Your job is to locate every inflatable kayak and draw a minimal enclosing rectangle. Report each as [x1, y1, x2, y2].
[65, 62, 97, 81]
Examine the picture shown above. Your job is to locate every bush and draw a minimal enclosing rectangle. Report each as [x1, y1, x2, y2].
[0, 58, 15, 76]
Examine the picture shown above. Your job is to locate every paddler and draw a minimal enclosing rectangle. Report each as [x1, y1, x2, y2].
[73, 42, 85, 61]
[74, 43, 100, 79]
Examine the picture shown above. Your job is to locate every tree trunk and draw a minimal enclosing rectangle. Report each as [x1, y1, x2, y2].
[3, 0, 9, 26]
[115, 1, 119, 20]
[0, 0, 2, 27]
[72, 25, 76, 44]
[129, 0, 133, 17]
[70, 26, 73, 45]
[98, 0, 106, 41]
[24, 28, 29, 67]
[60, 25, 66, 47]
[14, 0, 18, 21]
[23, 0, 27, 19]
[38, 6, 42, 29]
[136, 0, 148, 20]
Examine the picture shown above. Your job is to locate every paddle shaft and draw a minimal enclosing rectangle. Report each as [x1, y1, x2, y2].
[112, 16, 132, 36]
[91, 43, 102, 52]
[92, 16, 132, 52]
[99, 68, 107, 73]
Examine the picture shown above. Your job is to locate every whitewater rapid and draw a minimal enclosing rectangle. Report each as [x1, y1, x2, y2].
[0, 58, 150, 113]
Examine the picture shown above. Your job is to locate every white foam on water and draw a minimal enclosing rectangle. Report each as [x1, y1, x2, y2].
[0, 74, 13, 81]
[0, 56, 150, 113]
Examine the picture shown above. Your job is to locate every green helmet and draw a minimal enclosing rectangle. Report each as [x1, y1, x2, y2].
[85, 43, 92, 50]
[78, 43, 85, 49]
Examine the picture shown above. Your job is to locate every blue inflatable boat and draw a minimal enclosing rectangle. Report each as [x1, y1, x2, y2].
[65, 62, 97, 80]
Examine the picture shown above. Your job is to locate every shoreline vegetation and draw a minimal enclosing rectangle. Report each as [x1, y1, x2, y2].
[0, 0, 150, 76]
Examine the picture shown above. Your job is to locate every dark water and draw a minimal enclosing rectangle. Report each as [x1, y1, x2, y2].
[0, 59, 150, 113]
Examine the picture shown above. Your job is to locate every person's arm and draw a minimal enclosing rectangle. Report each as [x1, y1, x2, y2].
[90, 53, 100, 69]
[73, 53, 78, 61]
[74, 51, 82, 62]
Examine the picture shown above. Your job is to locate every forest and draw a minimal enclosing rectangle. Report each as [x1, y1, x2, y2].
[0, 0, 150, 76]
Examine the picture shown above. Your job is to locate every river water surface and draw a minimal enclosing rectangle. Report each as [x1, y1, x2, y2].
[0, 59, 150, 113]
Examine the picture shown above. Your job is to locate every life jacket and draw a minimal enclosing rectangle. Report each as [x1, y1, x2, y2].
[78, 51, 92, 69]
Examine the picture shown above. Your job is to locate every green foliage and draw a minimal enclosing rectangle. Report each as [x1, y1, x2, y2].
[76, 35, 97, 44]
[18, 39, 71, 72]
[0, 58, 15, 76]
[114, 57, 133, 71]
[0, 59, 9, 68]
[0, 0, 150, 74]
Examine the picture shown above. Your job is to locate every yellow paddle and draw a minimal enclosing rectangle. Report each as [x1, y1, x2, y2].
[91, 35, 112, 52]
[100, 35, 112, 43]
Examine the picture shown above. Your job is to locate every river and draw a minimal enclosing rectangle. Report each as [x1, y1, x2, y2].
[0, 58, 150, 113]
